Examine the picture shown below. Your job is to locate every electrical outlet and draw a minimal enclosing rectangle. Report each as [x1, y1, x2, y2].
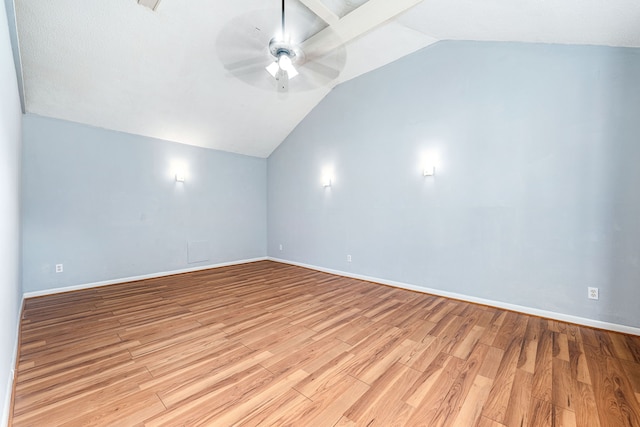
[588, 287, 599, 300]
[55, 264, 63, 273]
[279, 244, 283, 251]
[347, 254, 352, 263]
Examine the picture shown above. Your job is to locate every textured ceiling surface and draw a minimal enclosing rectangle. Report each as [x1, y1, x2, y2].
[14, 0, 640, 157]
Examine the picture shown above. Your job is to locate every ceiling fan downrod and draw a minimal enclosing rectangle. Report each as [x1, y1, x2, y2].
[281, 0, 285, 39]
[266, 0, 299, 84]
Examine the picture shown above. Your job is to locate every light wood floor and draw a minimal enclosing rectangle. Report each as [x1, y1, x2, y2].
[9, 261, 640, 426]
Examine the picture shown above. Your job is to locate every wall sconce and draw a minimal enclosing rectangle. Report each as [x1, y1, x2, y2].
[321, 165, 334, 188]
[170, 159, 188, 183]
[421, 151, 439, 177]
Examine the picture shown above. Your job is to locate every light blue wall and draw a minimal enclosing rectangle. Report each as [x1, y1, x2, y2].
[22, 115, 267, 293]
[0, 0, 22, 423]
[268, 41, 640, 328]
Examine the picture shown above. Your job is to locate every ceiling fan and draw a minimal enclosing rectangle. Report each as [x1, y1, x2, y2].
[217, 0, 424, 92]
[265, 0, 303, 91]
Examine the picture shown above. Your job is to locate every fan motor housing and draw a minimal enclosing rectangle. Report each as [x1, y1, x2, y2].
[269, 39, 303, 64]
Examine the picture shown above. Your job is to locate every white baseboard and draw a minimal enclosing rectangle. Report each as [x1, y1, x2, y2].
[2, 295, 24, 427]
[23, 257, 268, 299]
[268, 257, 640, 336]
[1, 372, 11, 427]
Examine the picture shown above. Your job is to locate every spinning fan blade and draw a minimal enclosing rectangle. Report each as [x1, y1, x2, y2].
[226, 57, 272, 73]
[301, 0, 423, 59]
[216, 9, 279, 87]
[303, 60, 340, 80]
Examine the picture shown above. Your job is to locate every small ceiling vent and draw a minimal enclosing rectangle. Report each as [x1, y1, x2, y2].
[138, 0, 161, 11]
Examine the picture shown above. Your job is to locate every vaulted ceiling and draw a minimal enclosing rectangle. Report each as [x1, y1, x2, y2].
[13, 0, 640, 157]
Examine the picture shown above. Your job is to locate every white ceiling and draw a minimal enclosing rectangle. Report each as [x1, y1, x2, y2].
[14, 0, 640, 158]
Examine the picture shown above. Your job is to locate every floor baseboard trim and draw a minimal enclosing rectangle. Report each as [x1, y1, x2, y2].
[23, 257, 269, 299]
[268, 257, 640, 336]
[2, 295, 24, 427]
[1, 375, 10, 427]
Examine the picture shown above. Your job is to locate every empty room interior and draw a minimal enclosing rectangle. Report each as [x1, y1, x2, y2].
[2, 0, 640, 425]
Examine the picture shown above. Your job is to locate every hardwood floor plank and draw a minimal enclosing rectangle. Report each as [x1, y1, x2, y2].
[518, 317, 541, 374]
[493, 312, 528, 351]
[255, 377, 367, 427]
[427, 342, 490, 427]
[141, 339, 250, 380]
[482, 336, 524, 423]
[293, 351, 356, 398]
[298, 378, 370, 427]
[8, 261, 640, 426]
[503, 368, 533, 427]
[59, 390, 165, 427]
[568, 338, 592, 385]
[528, 398, 552, 427]
[398, 335, 448, 373]
[452, 325, 485, 360]
[581, 328, 615, 358]
[344, 362, 421, 426]
[356, 337, 416, 385]
[157, 351, 273, 408]
[620, 359, 640, 394]
[572, 381, 601, 427]
[401, 352, 452, 407]
[478, 346, 504, 380]
[334, 415, 356, 426]
[128, 323, 226, 359]
[451, 374, 493, 427]
[263, 336, 351, 377]
[403, 356, 466, 424]
[477, 416, 507, 427]
[196, 369, 310, 426]
[553, 406, 577, 427]
[583, 341, 640, 427]
[233, 388, 310, 427]
[624, 335, 640, 363]
[552, 358, 575, 411]
[554, 332, 570, 362]
[532, 329, 554, 402]
[406, 319, 437, 342]
[610, 332, 638, 362]
[479, 311, 507, 346]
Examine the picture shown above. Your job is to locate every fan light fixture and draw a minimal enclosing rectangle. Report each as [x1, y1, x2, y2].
[278, 53, 298, 78]
[266, 46, 299, 79]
